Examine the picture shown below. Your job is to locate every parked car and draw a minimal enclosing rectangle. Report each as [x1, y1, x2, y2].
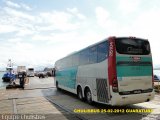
[34, 72, 40, 77]
[46, 71, 52, 77]
[38, 72, 47, 78]
[154, 75, 160, 82]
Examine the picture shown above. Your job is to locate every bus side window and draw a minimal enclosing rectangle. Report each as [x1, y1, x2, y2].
[79, 49, 89, 65]
[89, 46, 97, 64]
[72, 53, 79, 66]
[97, 41, 108, 63]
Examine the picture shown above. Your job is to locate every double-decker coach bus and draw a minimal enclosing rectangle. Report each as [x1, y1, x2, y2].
[54, 36, 154, 106]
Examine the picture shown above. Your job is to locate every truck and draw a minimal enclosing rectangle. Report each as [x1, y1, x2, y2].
[27, 68, 34, 77]
[17, 66, 26, 73]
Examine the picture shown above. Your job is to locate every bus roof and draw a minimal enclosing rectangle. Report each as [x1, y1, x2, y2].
[55, 36, 148, 63]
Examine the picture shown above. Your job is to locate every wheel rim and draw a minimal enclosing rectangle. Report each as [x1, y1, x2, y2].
[87, 90, 92, 102]
[78, 89, 82, 99]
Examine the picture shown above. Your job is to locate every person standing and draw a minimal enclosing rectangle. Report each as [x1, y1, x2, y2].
[18, 71, 26, 89]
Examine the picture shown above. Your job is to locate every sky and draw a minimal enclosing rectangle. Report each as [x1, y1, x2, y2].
[0, 0, 160, 70]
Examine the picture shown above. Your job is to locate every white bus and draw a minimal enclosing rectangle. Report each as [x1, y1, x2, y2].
[27, 68, 34, 77]
[55, 36, 154, 106]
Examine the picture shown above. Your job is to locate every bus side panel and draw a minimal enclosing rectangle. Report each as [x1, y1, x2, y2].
[55, 67, 78, 92]
[77, 60, 109, 103]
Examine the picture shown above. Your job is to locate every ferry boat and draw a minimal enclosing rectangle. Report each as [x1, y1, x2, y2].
[2, 59, 15, 82]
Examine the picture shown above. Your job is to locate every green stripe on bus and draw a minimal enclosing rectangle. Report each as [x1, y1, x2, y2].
[116, 56, 152, 62]
[117, 66, 152, 77]
[56, 67, 77, 89]
[116, 56, 152, 77]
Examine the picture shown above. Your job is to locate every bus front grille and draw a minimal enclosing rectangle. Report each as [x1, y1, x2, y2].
[96, 78, 108, 103]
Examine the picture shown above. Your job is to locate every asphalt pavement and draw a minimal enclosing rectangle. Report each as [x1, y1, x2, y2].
[0, 77, 160, 120]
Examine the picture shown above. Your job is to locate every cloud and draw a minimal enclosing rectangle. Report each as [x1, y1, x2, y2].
[39, 11, 81, 31]
[118, 0, 140, 15]
[32, 31, 79, 45]
[67, 7, 86, 20]
[16, 28, 36, 36]
[5, 0, 32, 11]
[96, 6, 110, 24]
[95, 6, 118, 33]
[5, 0, 21, 8]
[0, 41, 36, 68]
[0, 6, 36, 36]
[21, 3, 32, 11]
[0, 24, 17, 33]
[37, 8, 87, 32]
[0, 7, 36, 36]
[31, 29, 104, 64]
[67, 7, 79, 14]
[8, 38, 22, 43]
[0, 4, 91, 68]
[1, 0, 160, 69]
[32, 34, 53, 42]
[4, 7, 35, 21]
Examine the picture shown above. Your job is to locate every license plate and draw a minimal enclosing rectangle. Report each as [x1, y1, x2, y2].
[134, 90, 141, 94]
[19, 75, 22, 77]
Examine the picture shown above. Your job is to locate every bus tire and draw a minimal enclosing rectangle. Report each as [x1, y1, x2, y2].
[85, 88, 93, 104]
[77, 86, 83, 100]
[56, 81, 60, 90]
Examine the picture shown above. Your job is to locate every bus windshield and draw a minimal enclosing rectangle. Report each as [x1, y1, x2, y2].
[28, 68, 34, 71]
[115, 38, 150, 55]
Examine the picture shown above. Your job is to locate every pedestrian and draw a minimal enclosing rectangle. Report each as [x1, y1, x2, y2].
[18, 71, 26, 89]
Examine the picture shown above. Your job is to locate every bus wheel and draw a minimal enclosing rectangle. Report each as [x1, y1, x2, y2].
[56, 82, 60, 90]
[77, 87, 83, 100]
[85, 88, 92, 104]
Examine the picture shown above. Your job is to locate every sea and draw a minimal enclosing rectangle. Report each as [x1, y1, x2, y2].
[0, 72, 8, 89]
[154, 70, 160, 77]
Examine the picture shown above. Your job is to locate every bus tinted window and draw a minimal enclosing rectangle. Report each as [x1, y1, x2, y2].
[28, 68, 34, 70]
[80, 49, 89, 65]
[97, 41, 108, 62]
[116, 38, 150, 55]
[72, 53, 79, 66]
[89, 46, 97, 64]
